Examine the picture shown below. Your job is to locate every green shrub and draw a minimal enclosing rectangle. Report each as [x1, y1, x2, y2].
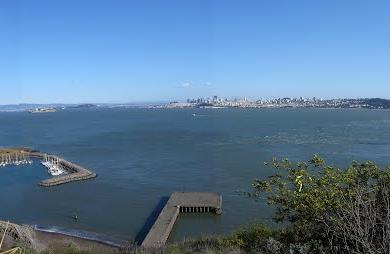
[251, 155, 390, 252]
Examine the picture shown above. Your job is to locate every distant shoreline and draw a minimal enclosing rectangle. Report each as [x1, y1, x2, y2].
[1, 105, 390, 113]
[150, 105, 390, 110]
[152, 98, 390, 110]
[1, 98, 390, 112]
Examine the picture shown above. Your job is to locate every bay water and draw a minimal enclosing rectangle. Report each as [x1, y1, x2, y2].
[0, 108, 389, 242]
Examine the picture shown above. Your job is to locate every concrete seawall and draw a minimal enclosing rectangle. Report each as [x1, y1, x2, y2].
[141, 192, 222, 248]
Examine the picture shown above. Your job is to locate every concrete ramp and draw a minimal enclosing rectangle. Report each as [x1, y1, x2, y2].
[141, 192, 222, 248]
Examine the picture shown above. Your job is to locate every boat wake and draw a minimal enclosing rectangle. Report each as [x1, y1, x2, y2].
[192, 113, 208, 117]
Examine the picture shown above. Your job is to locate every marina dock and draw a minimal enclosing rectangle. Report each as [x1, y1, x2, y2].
[0, 147, 97, 187]
[40, 161, 96, 187]
[141, 192, 222, 248]
[29, 151, 97, 187]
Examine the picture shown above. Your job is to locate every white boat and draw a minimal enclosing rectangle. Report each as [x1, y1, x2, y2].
[41, 155, 65, 176]
[29, 107, 57, 113]
[0, 152, 32, 168]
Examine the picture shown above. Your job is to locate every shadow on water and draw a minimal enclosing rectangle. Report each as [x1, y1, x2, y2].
[135, 196, 169, 245]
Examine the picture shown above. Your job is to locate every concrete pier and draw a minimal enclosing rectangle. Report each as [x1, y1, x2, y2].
[141, 192, 222, 248]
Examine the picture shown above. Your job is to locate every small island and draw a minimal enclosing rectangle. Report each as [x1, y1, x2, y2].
[28, 107, 57, 113]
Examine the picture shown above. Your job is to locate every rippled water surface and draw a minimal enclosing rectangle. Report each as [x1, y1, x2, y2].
[0, 108, 389, 242]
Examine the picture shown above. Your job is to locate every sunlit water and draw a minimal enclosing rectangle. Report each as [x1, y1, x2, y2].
[0, 108, 389, 242]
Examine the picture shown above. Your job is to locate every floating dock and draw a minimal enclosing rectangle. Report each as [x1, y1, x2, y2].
[141, 192, 222, 248]
[0, 147, 97, 187]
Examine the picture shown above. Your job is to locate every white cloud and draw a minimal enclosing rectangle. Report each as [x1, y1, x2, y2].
[179, 82, 191, 88]
[177, 81, 211, 88]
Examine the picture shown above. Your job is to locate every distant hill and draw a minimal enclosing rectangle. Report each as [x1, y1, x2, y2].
[361, 98, 390, 109]
[1, 99, 389, 111]
[68, 104, 98, 109]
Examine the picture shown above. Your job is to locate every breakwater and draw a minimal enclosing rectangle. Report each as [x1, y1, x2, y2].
[141, 192, 222, 248]
[0, 147, 97, 187]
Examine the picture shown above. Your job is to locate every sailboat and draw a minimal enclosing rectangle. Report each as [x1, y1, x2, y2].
[41, 155, 65, 176]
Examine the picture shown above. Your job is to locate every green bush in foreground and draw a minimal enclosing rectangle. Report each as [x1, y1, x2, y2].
[252, 155, 390, 253]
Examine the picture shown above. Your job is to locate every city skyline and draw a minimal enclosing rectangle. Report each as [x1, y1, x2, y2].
[1, 0, 390, 104]
[1, 95, 390, 106]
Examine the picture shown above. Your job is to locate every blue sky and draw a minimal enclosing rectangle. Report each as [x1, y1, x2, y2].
[1, 0, 389, 104]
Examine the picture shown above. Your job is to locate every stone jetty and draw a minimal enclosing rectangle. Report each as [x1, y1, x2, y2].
[141, 192, 222, 248]
[0, 147, 97, 187]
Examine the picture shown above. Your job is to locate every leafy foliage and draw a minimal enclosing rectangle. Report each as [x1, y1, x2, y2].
[252, 155, 390, 253]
